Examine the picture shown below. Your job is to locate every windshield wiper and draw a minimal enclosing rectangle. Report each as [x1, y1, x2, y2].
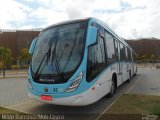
[51, 42, 64, 80]
[33, 51, 48, 80]
[33, 40, 59, 80]
[62, 30, 79, 72]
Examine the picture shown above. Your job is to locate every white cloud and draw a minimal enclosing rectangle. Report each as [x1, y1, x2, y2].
[18, 25, 34, 29]
[0, 0, 160, 39]
[0, 0, 32, 29]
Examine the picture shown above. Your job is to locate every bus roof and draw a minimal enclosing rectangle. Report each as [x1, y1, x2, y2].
[89, 18, 136, 54]
[42, 17, 136, 54]
[43, 18, 91, 31]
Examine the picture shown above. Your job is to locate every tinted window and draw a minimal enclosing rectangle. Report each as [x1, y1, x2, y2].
[128, 48, 132, 62]
[87, 36, 106, 82]
[120, 43, 126, 61]
[114, 39, 120, 61]
[91, 22, 104, 37]
[133, 53, 136, 62]
[125, 46, 128, 61]
[31, 22, 87, 84]
[105, 32, 116, 64]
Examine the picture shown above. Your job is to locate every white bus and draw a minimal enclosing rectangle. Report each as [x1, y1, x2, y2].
[28, 18, 137, 106]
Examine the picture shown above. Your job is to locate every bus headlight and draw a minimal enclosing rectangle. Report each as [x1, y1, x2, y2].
[65, 72, 83, 92]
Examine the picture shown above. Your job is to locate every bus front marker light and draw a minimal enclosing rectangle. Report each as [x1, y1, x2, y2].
[65, 72, 83, 92]
[91, 87, 95, 91]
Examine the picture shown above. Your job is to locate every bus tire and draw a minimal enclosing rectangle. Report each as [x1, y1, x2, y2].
[133, 72, 137, 76]
[134, 66, 137, 76]
[127, 70, 131, 83]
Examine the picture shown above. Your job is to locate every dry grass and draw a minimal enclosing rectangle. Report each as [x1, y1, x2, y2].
[99, 94, 160, 120]
[0, 107, 23, 114]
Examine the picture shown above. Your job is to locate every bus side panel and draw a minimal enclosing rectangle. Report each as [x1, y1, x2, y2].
[95, 63, 118, 99]
[134, 63, 137, 75]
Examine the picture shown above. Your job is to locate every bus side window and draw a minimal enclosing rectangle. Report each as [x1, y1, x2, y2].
[120, 43, 126, 61]
[125, 46, 128, 61]
[87, 36, 106, 82]
[114, 39, 119, 61]
[133, 53, 136, 63]
[128, 48, 132, 62]
[105, 31, 116, 65]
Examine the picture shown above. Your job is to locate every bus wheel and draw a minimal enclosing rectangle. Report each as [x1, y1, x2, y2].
[134, 72, 137, 76]
[127, 70, 131, 83]
[108, 78, 116, 97]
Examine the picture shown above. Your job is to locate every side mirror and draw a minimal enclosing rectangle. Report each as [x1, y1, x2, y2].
[86, 26, 97, 47]
[29, 37, 38, 55]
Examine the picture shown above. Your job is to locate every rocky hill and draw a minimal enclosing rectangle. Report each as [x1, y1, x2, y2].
[125, 38, 160, 59]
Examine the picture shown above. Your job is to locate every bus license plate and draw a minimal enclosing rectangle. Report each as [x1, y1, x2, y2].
[40, 95, 52, 101]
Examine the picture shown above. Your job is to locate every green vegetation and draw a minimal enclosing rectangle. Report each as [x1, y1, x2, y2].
[0, 107, 28, 120]
[0, 107, 22, 114]
[0, 46, 12, 77]
[99, 94, 160, 120]
[0, 47, 31, 78]
[136, 54, 158, 67]
[107, 94, 160, 114]
[11, 64, 20, 69]
[136, 54, 156, 62]
[19, 48, 30, 65]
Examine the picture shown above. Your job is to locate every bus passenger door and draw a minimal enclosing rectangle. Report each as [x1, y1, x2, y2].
[114, 39, 123, 85]
[119, 59, 124, 83]
[131, 52, 134, 76]
[124, 46, 129, 80]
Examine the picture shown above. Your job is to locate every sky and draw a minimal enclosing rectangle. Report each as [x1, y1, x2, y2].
[0, 0, 160, 39]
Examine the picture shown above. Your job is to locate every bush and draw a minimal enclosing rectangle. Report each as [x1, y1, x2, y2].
[0, 61, 3, 69]
[11, 65, 20, 70]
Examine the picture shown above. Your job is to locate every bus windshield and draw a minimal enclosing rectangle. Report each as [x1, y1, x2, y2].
[31, 22, 87, 83]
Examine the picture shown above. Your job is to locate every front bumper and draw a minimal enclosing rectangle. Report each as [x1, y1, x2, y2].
[28, 88, 98, 106]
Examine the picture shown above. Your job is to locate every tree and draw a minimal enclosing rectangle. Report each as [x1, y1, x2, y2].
[140, 54, 148, 67]
[19, 48, 30, 65]
[0, 47, 12, 77]
[136, 54, 141, 60]
[150, 54, 155, 65]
